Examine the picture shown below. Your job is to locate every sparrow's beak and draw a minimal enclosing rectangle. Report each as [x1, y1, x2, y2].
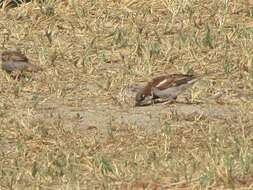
[135, 97, 153, 107]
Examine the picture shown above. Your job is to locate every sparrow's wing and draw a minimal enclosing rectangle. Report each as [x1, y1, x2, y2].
[141, 75, 169, 96]
[153, 74, 196, 90]
[141, 74, 197, 97]
[152, 80, 198, 99]
[2, 51, 29, 62]
[12, 54, 28, 62]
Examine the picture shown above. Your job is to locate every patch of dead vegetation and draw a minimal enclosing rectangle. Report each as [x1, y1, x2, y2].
[0, 0, 253, 189]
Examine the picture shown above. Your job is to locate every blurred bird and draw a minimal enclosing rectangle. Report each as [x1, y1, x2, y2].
[1, 48, 42, 79]
[1, 0, 31, 9]
[135, 74, 199, 106]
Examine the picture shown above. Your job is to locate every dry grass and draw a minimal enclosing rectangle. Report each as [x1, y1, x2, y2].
[1, 0, 253, 189]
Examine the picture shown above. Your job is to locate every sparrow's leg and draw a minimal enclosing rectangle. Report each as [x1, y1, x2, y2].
[151, 98, 156, 105]
[11, 70, 22, 80]
[150, 89, 157, 106]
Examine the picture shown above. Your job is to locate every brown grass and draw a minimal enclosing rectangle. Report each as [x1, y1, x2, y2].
[1, 0, 253, 189]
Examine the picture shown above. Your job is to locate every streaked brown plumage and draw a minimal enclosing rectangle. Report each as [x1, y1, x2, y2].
[135, 74, 199, 106]
[1, 48, 42, 79]
[1, 49, 29, 62]
[1, 0, 31, 9]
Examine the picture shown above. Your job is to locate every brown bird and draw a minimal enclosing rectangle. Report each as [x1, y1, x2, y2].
[135, 74, 199, 106]
[1, 0, 31, 9]
[1, 48, 42, 79]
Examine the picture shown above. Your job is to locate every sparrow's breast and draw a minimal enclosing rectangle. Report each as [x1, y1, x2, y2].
[2, 61, 29, 72]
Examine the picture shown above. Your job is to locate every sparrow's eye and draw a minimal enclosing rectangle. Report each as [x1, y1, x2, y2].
[136, 93, 145, 102]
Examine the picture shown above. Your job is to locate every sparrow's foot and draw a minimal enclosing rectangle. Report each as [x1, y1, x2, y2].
[11, 70, 22, 80]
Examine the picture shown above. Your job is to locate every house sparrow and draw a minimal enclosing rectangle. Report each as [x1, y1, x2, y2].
[1, 48, 42, 79]
[135, 74, 199, 106]
[1, 0, 31, 9]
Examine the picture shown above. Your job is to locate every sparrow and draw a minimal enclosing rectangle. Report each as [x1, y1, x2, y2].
[135, 74, 199, 106]
[1, 48, 42, 79]
[1, 0, 31, 9]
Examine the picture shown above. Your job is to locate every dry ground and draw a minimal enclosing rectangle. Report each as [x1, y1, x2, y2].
[1, 0, 253, 189]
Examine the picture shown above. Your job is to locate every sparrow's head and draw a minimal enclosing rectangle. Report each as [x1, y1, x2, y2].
[1, 51, 10, 62]
[135, 91, 146, 103]
[135, 90, 153, 106]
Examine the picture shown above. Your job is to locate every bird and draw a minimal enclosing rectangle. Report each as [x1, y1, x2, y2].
[1, 0, 31, 9]
[135, 74, 199, 106]
[1, 48, 42, 79]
